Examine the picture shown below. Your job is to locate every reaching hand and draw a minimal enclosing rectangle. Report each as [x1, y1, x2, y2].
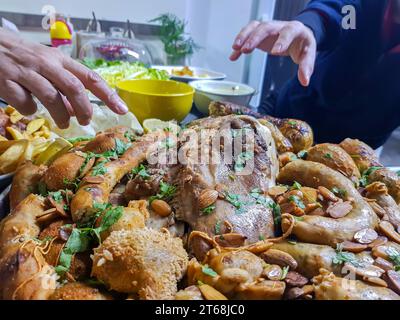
[0, 28, 128, 128]
[230, 20, 317, 87]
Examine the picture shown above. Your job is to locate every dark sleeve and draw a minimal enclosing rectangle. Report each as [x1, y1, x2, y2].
[294, 0, 361, 51]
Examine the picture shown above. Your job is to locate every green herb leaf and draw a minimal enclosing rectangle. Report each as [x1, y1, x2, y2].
[124, 131, 136, 142]
[332, 187, 347, 198]
[360, 166, 382, 187]
[332, 244, 363, 267]
[91, 160, 108, 176]
[297, 150, 308, 159]
[215, 221, 222, 235]
[270, 202, 281, 227]
[224, 192, 243, 210]
[114, 138, 131, 156]
[149, 181, 177, 203]
[280, 266, 289, 280]
[131, 164, 150, 180]
[202, 265, 218, 277]
[48, 191, 63, 203]
[234, 151, 253, 172]
[324, 153, 333, 159]
[202, 205, 215, 215]
[67, 136, 93, 144]
[37, 181, 48, 197]
[292, 181, 302, 190]
[288, 195, 306, 210]
[259, 235, 265, 241]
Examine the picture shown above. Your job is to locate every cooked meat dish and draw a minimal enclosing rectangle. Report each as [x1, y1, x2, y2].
[1, 101, 400, 300]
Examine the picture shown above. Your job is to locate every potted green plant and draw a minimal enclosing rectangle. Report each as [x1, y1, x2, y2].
[150, 13, 199, 65]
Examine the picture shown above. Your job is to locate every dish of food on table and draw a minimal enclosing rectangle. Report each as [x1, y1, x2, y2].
[1, 100, 400, 301]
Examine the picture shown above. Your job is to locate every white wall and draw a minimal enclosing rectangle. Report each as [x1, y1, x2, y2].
[0, 0, 187, 23]
[185, 0, 254, 83]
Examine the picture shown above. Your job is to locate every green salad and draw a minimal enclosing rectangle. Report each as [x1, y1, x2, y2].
[81, 59, 169, 88]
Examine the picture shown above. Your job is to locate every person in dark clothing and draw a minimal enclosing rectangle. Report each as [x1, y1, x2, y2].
[230, 0, 400, 149]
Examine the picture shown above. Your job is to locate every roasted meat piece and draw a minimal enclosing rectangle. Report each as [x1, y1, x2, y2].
[173, 115, 279, 243]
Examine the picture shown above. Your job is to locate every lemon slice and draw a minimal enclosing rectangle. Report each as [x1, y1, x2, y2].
[34, 137, 73, 165]
[143, 118, 180, 134]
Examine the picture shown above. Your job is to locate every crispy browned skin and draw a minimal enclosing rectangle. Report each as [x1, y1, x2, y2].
[277, 160, 379, 246]
[258, 119, 293, 154]
[365, 182, 400, 228]
[368, 168, 400, 204]
[9, 161, 47, 210]
[71, 131, 168, 222]
[313, 269, 400, 300]
[50, 282, 113, 300]
[306, 143, 360, 183]
[339, 138, 382, 173]
[92, 228, 188, 299]
[0, 194, 57, 299]
[271, 241, 341, 278]
[209, 101, 313, 153]
[82, 126, 133, 154]
[43, 151, 94, 191]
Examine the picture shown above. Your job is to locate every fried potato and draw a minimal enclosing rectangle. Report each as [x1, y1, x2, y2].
[0, 140, 28, 174]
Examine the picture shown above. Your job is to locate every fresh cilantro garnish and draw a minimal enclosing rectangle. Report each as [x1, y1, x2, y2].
[149, 181, 177, 203]
[63, 177, 80, 191]
[67, 136, 93, 144]
[48, 191, 63, 203]
[280, 266, 289, 280]
[297, 150, 308, 159]
[287, 120, 297, 127]
[234, 151, 253, 172]
[202, 265, 218, 277]
[386, 247, 400, 271]
[288, 195, 306, 210]
[259, 235, 265, 241]
[114, 138, 131, 156]
[79, 152, 96, 176]
[215, 221, 222, 235]
[202, 205, 215, 215]
[324, 153, 333, 159]
[250, 188, 273, 207]
[332, 187, 347, 198]
[91, 160, 108, 176]
[124, 131, 136, 142]
[55, 202, 123, 277]
[224, 192, 243, 210]
[359, 166, 382, 187]
[131, 164, 150, 180]
[291, 181, 302, 190]
[270, 202, 281, 227]
[332, 244, 363, 267]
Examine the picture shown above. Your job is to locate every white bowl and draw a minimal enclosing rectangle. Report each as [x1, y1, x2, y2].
[189, 80, 255, 114]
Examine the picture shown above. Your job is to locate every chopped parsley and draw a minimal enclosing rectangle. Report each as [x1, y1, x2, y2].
[259, 235, 266, 241]
[234, 151, 253, 172]
[124, 131, 136, 142]
[63, 177, 80, 191]
[280, 266, 289, 280]
[224, 192, 243, 210]
[67, 136, 93, 144]
[332, 187, 347, 198]
[202, 265, 218, 277]
[360, 166, 382, 187]
[202, 205, 216, 215]
[48, 191, 63, 203]
[214, 221, 222, 235]
[324, 153, 333, 159]
[287, 120, 297, 127]
[291, 181, 302, 190]
[288, 195, 306, 210]
[55, 202, 123, 276]
[386, 247, 400, 271]
[91, 160, 108, 176]
[131, 164, 150, 180]
[114, 138, 131, 156]
[297, 150, 308, 159]
[37, 181, 48, 197]
[332, 244, 363, 268]
[270, 202, 282, 227]
[250, 188, 273, 207]
[149, 181, 177, 203]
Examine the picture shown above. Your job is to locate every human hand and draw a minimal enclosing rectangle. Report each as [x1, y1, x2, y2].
[230, 20, 317, 86]
[0, 28, 128, 128]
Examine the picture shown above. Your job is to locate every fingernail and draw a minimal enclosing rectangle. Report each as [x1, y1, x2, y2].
[272, 43, 282, 53]
[244, 41, 252, 50]
[112, 95, 129, 114]
[235, 38, 242, 46]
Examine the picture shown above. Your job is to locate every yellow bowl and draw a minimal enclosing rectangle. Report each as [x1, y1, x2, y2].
[116, 79, 194, 123]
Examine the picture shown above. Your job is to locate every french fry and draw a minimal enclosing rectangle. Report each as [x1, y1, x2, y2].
[10, 110, 24, 124]
[0, 140, 28, 174]
[6, 127, 24, 140]
[26, 118, 46, 134]
[0, 135, 7, 142]
[4, 105, 16, 115]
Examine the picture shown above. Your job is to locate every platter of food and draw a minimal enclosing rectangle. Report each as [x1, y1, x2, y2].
[0, 100, 400, 301]
[152, 65, 227, 82]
